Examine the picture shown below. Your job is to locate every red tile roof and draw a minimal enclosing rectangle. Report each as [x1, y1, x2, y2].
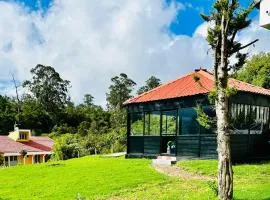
[124, 69, 270, 105]
[0, 136, 53, 154]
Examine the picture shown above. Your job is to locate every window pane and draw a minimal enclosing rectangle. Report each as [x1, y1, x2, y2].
[130, 113, 144, 136]
[180, 107, 200, 135]
[145, 112, 160, 136]
[162, 110, 177, 135]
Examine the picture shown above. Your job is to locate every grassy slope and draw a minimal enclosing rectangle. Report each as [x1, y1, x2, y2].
[0, 156, 215, 200]
[178, 160, 270, 200]
[1, 157, 269, 200]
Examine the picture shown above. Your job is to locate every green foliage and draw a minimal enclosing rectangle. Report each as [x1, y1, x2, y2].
[0, 154, 3, 166]
[208, 89, 218, 104]
[195, 105, 212, 129]
[225, 87, 237, 97]
[106, 73, 136, 109]
[18, 95, 52, 134]
[1, 65, 132, 158]
[0, 95, 17, 134]
[20, 149, 27, 157]
[236, 52, 270, 89]
[53, 134, 83, 160]
[201, 0, 256, 81]
[193, 74, 201, 82]
[137, 76, 161, 95]
[22, 64, 71, 123]
[106, 73, 136, 130]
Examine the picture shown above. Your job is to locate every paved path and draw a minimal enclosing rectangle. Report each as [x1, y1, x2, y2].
[153, 164, 214, 181]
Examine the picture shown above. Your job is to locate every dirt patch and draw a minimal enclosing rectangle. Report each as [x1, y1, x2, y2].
[153, 164, 214, 181]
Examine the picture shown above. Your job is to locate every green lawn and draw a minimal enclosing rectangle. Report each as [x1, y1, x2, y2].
[178, 160, 270, 200]
[0, 156, 214, 200]
[0, 156, 269, 200]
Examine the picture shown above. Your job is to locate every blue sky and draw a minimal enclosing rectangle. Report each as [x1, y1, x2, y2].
[0, 0, 268, 105]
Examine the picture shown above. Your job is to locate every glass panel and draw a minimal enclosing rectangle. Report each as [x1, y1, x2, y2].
[145, 112, 160, 136]
[130, 113, 144, 136]
[180, 107, 200, 135]
[230, 104, 270, 134]
[162, 110, 177, 135]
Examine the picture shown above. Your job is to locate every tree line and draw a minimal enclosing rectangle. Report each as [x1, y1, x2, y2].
[0, 52, 268, 160]
[0, 64, 161, 159]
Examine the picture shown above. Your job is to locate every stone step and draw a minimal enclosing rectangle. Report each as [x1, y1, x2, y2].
[153, 156, 177, 166]
[152, 159, 173, 166]
[157, 156, 177, 161]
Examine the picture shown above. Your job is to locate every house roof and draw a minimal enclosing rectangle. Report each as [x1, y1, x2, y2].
[124, 69, 270, 105]
[0, 136, 53, 154]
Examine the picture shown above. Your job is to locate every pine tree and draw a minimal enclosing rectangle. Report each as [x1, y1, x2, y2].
[201, 1, 258, 199]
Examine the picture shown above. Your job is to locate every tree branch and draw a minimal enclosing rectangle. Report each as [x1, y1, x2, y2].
[231, 39, 259, 54]
[11, 73, 21, 122]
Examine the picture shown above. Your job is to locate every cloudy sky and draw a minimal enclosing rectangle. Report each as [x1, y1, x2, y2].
[0, 0, 269, 106]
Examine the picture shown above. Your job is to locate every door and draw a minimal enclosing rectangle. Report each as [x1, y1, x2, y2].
[161, 110, 177, 155]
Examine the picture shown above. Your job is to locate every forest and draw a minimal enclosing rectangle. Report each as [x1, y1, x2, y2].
[0, 64, 161, 160]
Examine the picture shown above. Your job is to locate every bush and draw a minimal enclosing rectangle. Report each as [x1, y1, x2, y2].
[53, 134, 85, 160]
[0, 154, 3, 166]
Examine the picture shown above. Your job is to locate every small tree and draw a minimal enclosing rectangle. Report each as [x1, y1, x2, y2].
[137, 76, 161, 94]
[201, 1, 258, 199]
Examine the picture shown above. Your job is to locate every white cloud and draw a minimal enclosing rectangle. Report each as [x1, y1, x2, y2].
[0, 0, 269, 106]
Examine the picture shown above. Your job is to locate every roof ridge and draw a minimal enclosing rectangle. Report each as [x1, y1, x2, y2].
[197, 69, 214, 81]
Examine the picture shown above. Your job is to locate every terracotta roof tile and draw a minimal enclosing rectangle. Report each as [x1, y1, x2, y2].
[124, 69, 270, 105]
[0, 136, 53, 154]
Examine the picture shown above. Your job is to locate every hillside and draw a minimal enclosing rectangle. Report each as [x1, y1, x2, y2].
[0, 156, 269, 199]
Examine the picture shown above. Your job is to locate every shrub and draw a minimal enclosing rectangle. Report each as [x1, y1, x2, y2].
[0, 154, 3, 166]
[53, 134, 84, 160]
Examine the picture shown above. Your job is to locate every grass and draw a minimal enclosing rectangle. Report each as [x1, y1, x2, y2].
[178, 160, 270, 200]
[0, 156, 269, 200]
[0, 156, 215, 200]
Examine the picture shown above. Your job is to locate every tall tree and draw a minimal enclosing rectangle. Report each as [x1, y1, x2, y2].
[83, 94, 94, 107]
[201, 1, 257, 199]
[106, 73, 136, 109]
[137, 76, 161, 95]
[23, 64, 71, 124]
[106, 73, 136, 127]
[0, 95, 17, 134]
[235, 52, 270, 89]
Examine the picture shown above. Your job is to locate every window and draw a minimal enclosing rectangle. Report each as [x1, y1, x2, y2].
[179, 107, 200, 135]
[230, 103, 270, 134]
[162, 110, 177, 135]
[145, 112, 160, 136]
[10, 156, 17, 162]
[130, 113, 144, 136]
[34, 155, 41, 163]
[19, 132, 28, 140]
